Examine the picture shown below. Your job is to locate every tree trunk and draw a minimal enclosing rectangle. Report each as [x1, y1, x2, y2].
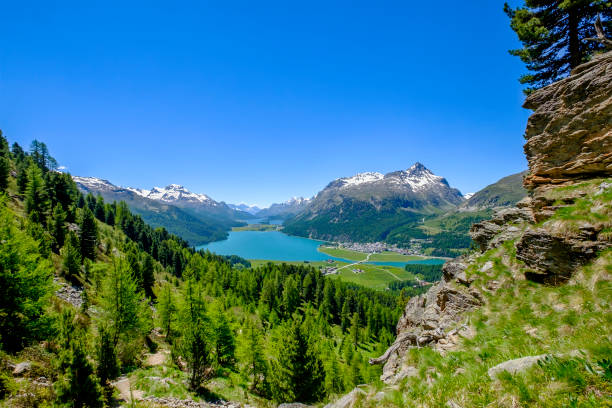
[568, 6, 581, 69]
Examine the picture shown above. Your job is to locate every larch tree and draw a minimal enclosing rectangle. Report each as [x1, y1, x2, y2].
[504, 0, 611, 92]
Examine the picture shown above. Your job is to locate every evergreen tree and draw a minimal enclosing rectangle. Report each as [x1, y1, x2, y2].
[55, 339, 104, 408]
[79, 206, 98, 261]
[16, 160, 29, 195]
[0, 199, 53, 351]
[211, 309, 235, 367]
[94, 195, 105, 221]
[0, 130, 9, 158]
[141, 253, 155, 298]
[0, 157, 9, 193]
[350, 312, 360, 347]
[238, 318, 267, 393]
[98, 257, 150, 362]
[51, 203, 67, 253]
[156, 282, 177, 339]
[504, 1, 611, 91]
[282, 276, 300, 317]
[269, 316, 324, 402]
[11, 142, 25, 163]
[96, 326, 120, 389]
[176, 278, 212, 389]
[25, 163, 50, 224]
[61, 232, 82, 282]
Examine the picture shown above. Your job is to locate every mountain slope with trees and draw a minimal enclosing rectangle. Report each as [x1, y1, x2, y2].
[0, 132, 404, 407]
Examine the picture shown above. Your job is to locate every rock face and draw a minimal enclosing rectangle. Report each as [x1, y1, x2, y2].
[365, 51, 612, 393]
[487, 355, 549, 379]
[370, 258, 484, 384]
[522, 51, 612, 190]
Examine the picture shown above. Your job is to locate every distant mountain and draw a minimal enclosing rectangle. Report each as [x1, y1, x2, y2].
[254, 197, 311, 220]
[283, 163, 465, 243]
[228, 203, 262, 215]
[462, 171, 527, 209]
[73, 177, 245, 245]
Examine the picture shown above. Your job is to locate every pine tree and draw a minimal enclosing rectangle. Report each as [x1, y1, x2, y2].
[98, 257, 150, 361]
[51, 203, 67, 253]
[238, 318, 267, 393]
[79, 206, 98, 261]
[156, 282, 177, 338]
[282, 276, 300, 317]
[55, 339, 104, 408]
[0, 152, 9, 192]
[61, 232, 82, 282]
[25, 163, 50, 224]
[0, 199, 54, 351]
[0, 130, 9, 158]
[141, 253, 155, 298]
[270, 316, 324, 402]
[211, 309, 235, 367]
[350, 312, 360, 347]
[94, 195, 105, 221]
[96, 326, 120, 389]
[504, 1, 611, 91]
[176, 278, 212, 389]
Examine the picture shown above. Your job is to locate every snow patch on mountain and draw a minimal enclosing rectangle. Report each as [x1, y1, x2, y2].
[337, 172, 384, 188]
[463, 193, 475, 200]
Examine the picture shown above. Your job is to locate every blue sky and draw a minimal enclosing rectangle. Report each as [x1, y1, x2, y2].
[1, 1, 529, 207]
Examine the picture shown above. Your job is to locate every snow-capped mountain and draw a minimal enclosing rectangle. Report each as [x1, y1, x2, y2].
[283, 163, 465, 242]
[463, 193, 475, 200]
[254, 196, 312, 219]
[228, 203, 262, 215]
[129, 184, 218, 206]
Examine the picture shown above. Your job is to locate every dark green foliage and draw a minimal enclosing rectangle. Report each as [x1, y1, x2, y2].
[30, 140, 58, 172]
[141, 253, 155, 298]
[79, 206, 98, 260]
[61, 232, 82, 282]
[16, 160, 29, 195]
[94, 195, 105, 221]
[0, 157, 8, 192]
[96, 326, 120, 387]
[211, 308, 235, 367]
[403, 263, 444, 282]
[55, 339, 104, 408]
[0, 199, 53, 352]
[25, 163, 50, 224]
[269, 316, 325, 402]
[504, 1, 611, 91]
[238, 318, 267, 393]
[0, 130, 9, 158]
[51, 203, 67, 253]
[176, 279, 211, 389]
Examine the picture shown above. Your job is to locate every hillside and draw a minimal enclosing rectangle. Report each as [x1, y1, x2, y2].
[0, 134, 403, 407]
[73, 177, 246, 245]
[324, 50, 612, 408]
[462, 171, 527, 209]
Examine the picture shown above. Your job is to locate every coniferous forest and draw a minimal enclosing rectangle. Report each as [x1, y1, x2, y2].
[0, 131, 403, 406]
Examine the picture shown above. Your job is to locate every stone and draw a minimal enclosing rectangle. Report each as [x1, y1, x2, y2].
[12, 362, 31, 376]
[324, 388, 366, 408]
[522, 51, 612, 191]
[488, 355, 549, 379]
[278, 404, 312, 408]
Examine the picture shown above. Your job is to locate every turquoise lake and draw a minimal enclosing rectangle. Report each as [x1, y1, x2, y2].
[198, 230, 446, 266]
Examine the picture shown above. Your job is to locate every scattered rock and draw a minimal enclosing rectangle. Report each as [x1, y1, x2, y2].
[12, 362, 31, 376]
[324, 388, 366, 408]
[278, 403, 313, 408]
[54, 277, 84, 308]
[487, 355, 549, 379]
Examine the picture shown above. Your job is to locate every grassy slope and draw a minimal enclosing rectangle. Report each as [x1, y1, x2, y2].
[359, 180, 612, 407]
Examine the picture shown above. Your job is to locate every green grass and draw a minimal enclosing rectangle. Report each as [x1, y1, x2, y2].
[319, 246, 426, 263]
[318, 247, 368, 261]
[249, 259, 414, 291]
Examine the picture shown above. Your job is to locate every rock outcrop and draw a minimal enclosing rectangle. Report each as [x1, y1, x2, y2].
[522, 51, 612, 191]
[370, 257, 484, 384]
[367, 51, 612, 391]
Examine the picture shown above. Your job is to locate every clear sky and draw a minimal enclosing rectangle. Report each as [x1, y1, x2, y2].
[1, 1, 530, 207]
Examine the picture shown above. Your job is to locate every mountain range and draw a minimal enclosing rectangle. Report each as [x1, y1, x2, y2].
[73, 164, 527, 252]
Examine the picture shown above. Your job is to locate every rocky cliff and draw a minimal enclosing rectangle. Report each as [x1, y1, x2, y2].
[327, 52, 612, 408]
